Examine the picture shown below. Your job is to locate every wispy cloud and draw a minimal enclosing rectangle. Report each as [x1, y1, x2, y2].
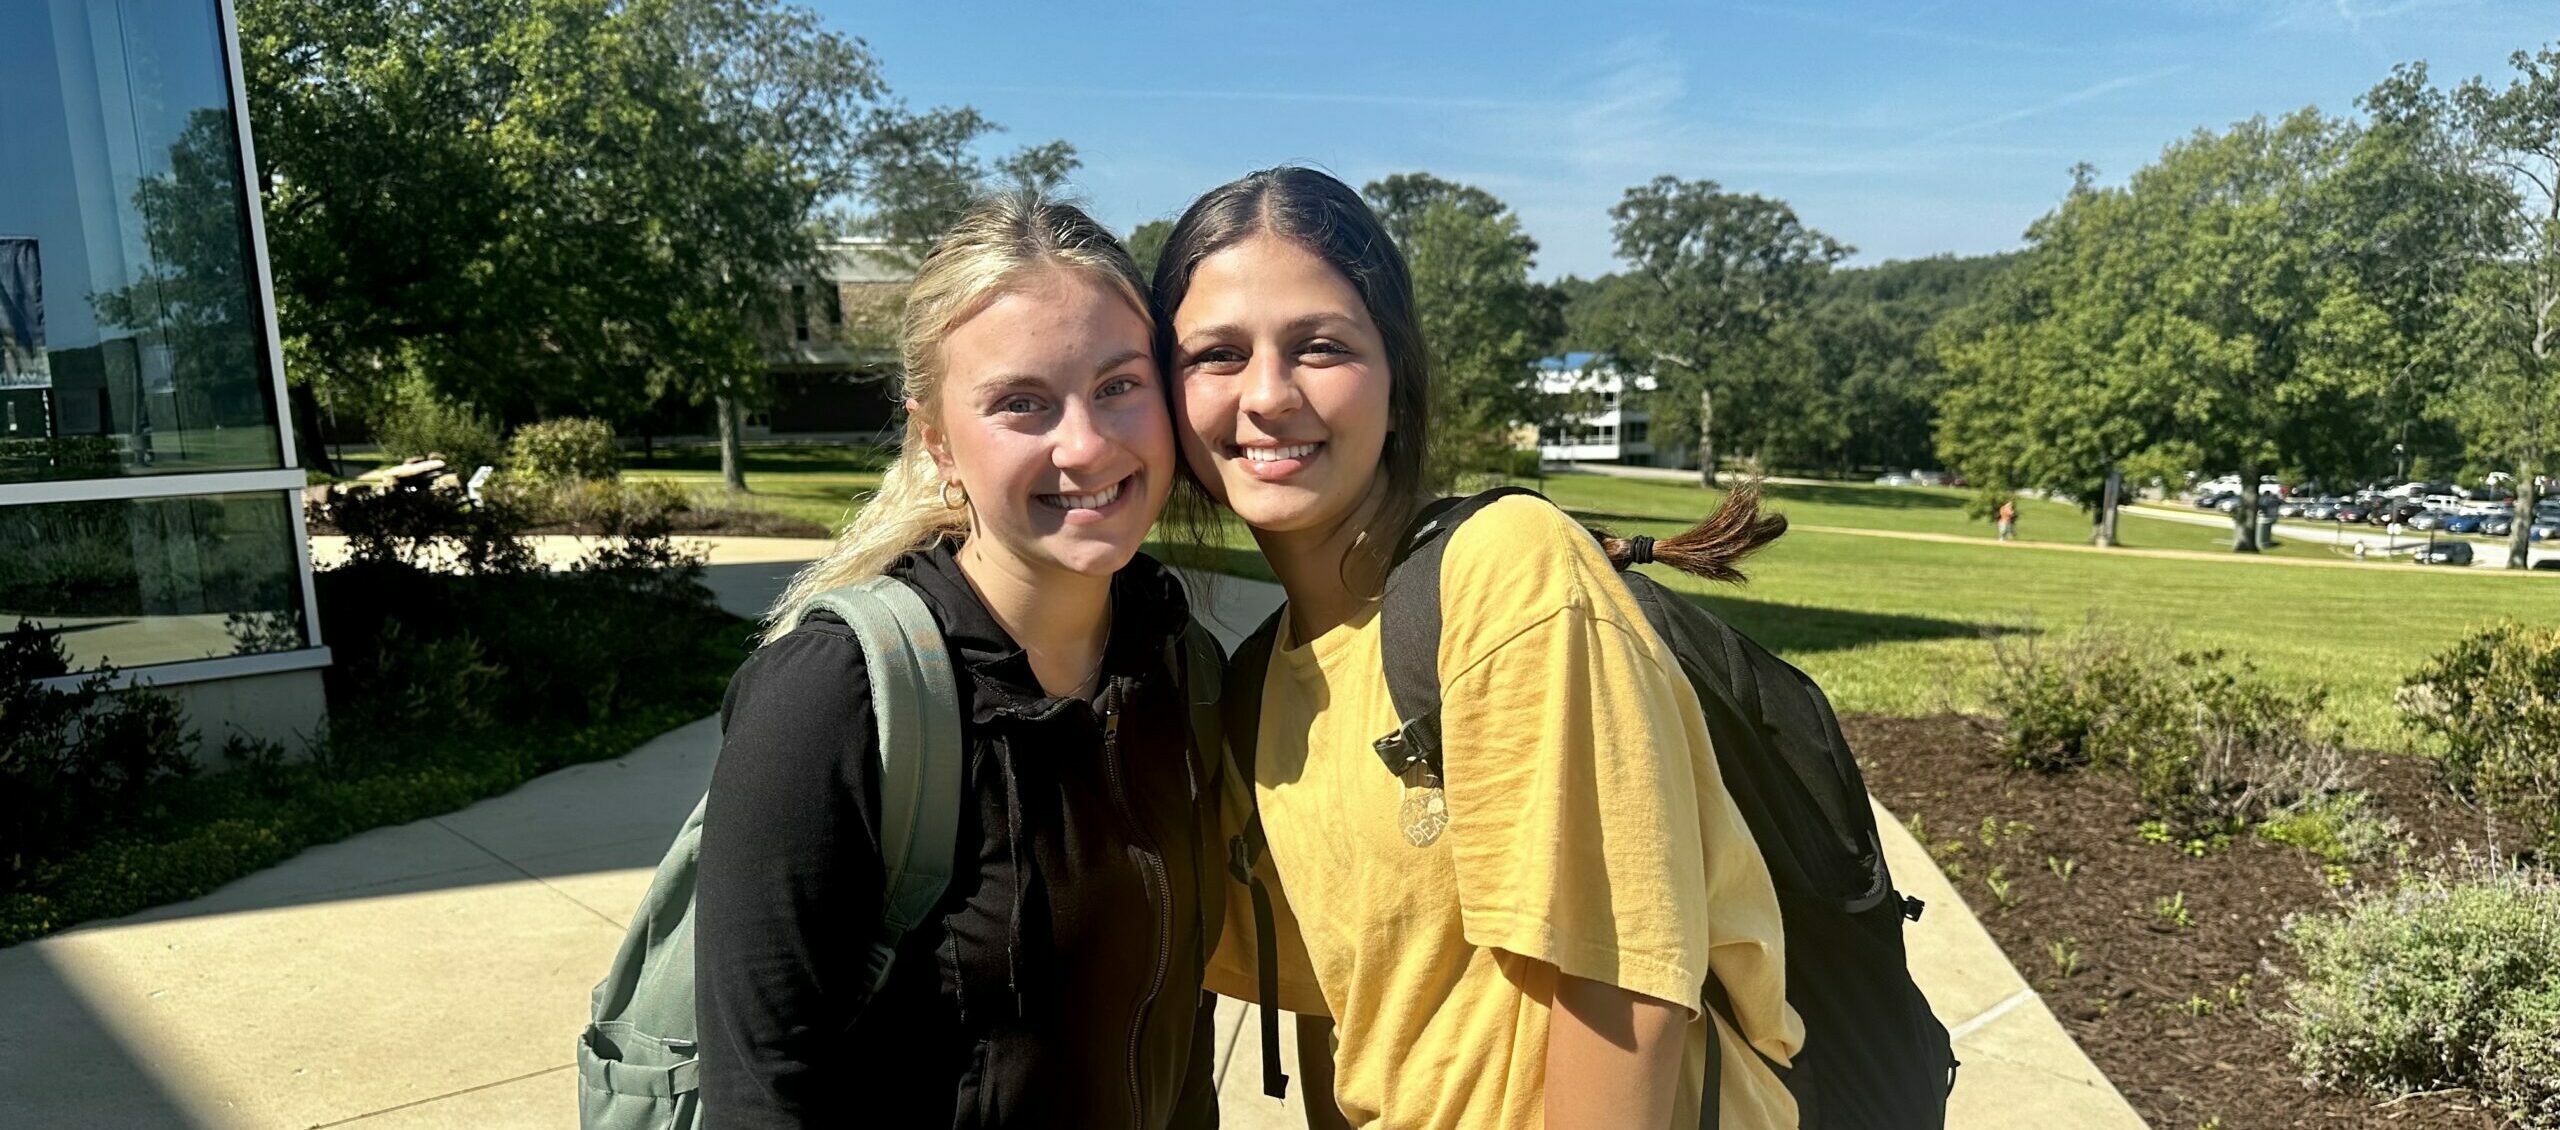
[1719, 0, 2057, 55]
[1562, 36, 1693, 173]
[914, 83, 1559, 113]
[1914, 65, 2193, 145]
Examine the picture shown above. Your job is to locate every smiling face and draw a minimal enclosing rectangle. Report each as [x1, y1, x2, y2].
[1170, 234, 1395, 542]
[919, 267, 1173, 581]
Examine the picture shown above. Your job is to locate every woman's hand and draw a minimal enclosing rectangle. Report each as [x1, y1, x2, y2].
[1545, 971, 1688, 1130]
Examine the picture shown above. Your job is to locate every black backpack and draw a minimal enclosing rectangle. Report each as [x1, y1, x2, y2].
[1223, 487, 1955, 1129]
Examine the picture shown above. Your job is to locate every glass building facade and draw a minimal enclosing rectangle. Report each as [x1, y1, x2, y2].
[1, 0, 323, 706]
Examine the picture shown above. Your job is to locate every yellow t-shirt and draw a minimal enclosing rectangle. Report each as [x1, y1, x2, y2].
[1209, 495, 1803, 1129]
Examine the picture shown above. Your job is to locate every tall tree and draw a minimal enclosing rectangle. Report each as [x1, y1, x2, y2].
[1126, 219, 1173, 284]
[1596, 177, 1849, 486]
[1938, 115, 2387, 551]
[1936, 172, 2168, 543]
[1361, 174, 1563, 484]
[2423, 50, 2560, 567]
[240, 0, 1069, 492]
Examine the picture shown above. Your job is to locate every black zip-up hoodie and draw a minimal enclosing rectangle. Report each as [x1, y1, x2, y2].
[696, 542, 1226, 1128]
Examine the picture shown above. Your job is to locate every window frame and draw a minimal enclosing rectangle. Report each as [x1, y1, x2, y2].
[0, 0, 327, 685]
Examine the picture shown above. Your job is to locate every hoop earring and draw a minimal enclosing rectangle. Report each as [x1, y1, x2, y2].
[939, 480, 968, 510]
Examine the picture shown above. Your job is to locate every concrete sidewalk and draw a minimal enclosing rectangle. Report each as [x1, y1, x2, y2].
[0, 551, 2145, 1128]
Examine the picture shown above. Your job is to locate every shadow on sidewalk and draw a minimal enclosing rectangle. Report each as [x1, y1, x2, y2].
[0, 946, 205, 1127]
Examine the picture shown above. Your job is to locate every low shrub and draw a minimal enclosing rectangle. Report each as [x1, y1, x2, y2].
[1982, 622, 2353, 835]
[2254, 790, 2405, 868]
[2485, 982, 2560, 1127]
[491, 476, 690, 535]
[0, 477, 748, 944]
[0, 625, 198, 894]
[371, 379, 503, 471]
[506, 417, 620, 485]
[2404, 622, 2560, 853]
[2165, 652, 2351, 830]
[0, 685, 744, 947]
[2279, 861, 2560, 1123]
[311, 481, 536, 574]
[1980, 621, 2180, 773]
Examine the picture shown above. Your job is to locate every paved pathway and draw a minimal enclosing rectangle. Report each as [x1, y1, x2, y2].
[2, 542, 2146, 1129]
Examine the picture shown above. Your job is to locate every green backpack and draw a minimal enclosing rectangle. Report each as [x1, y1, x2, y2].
[575, 576, 965, 1130]
[574, 574, 1226, 1130]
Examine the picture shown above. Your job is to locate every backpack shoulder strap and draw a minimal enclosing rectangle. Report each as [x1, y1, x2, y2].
[1219, 606, 1293, 1100]
[793, 576, 965, 999]
[1374, 486, 1549, 780]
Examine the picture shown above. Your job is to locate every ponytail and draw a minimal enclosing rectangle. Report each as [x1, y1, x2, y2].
[1588, 479, 1787, 584]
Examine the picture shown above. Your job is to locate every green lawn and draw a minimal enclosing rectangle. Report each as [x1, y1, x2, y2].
[325, 440, 2553, 749]
[1162, 471, 2558, 750]
[1525, 474, 2559, 750]
[622, 443, 888, 532]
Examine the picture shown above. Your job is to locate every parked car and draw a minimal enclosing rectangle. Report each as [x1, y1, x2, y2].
[1913, 470, 1954, 487]
[2407, 509, 2450, 531]
[2444, 514, 2485, 535]
[1874, 471, 1916, 486]
[2194, 489, 2232, 510]
[2371, 500, 2428, 526]
[2483, 514, 2516, 537]
[2334, 501, 2372, 523]
[2416, 541, 2475, 566]
[2535, 519, 2560, 542]
[2299, 499, 2340, 521]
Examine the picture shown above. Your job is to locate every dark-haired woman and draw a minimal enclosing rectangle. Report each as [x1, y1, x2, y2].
[1167, 167, 1804, 1129]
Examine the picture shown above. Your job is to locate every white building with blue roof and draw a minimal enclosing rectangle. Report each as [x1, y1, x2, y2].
[1531, 352, 1686, 467]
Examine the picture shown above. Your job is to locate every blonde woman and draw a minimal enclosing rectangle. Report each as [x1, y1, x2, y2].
[695, 195, 1224, 1128]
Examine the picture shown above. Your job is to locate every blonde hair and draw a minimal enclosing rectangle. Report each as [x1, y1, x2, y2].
[765, 193, 1154, 631]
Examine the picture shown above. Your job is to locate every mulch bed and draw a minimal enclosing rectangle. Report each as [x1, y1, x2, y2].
[1853, 713, 2528, 1130]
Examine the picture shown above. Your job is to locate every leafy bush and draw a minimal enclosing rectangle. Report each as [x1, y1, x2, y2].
[312, 484, 717, 741]
[0, 479, 750, 945]
[2485, 982, 2560, 1128]
[2280, 862, 2560, 1123]
[0, 688, 742, 947]
[506, 417, 620, 484]
[1981, 621, 2181, 773]
[0, 624, 199, 894]
[1982, 622, 2351, 834]
[2255, 790, 2405, 868]
[371, 379, 502, 471]
[2166, 652, 2351, 829]
[490, 476, 689, 534]
[309, 481, 536, 574]
[2404, 622, 2560, 852]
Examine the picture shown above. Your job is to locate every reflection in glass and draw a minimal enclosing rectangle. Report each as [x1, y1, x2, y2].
[0, 492, 308, 671]
[0, 0, 281, 483]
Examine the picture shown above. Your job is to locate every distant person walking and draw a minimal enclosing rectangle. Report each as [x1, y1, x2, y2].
[1997, 499, 2018, 542]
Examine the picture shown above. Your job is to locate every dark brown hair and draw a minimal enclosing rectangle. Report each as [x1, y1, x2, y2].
[1151, 166, 1432, 597]
[1152, 165, 1781, 589]
[1588, 479, 1789, 583]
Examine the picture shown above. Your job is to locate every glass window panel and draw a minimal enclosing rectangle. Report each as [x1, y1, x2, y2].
[0, 0, 281, 484]
[0, 490, 308, 672]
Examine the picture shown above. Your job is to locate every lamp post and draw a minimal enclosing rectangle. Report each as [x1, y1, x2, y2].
[2392, 441, 2406, 484]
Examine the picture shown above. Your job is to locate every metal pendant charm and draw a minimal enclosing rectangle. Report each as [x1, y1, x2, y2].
[1398, 762, 1448, 847]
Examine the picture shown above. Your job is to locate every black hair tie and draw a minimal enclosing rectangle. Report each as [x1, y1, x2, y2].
[1625, 535, 1655, 565]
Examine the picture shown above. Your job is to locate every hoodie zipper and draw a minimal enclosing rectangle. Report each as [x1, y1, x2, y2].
[1100, 679, 1172, 1128]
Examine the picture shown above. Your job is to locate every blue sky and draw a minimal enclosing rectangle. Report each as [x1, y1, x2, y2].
[813, 0, 2552, 279]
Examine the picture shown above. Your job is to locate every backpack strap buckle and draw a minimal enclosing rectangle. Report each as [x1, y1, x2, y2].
[1372, 713, 1443, 775]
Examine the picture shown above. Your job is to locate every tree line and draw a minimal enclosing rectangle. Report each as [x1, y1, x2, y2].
[227, 3, 2557, 567]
